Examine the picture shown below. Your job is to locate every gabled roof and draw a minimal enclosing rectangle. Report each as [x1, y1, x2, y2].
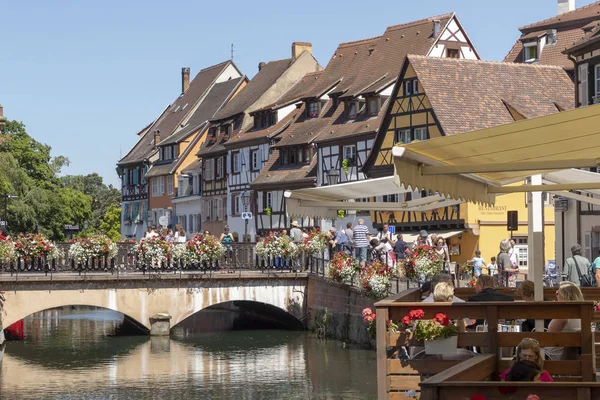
[564, 23, 600, 54]
[406, 56, 574, 136]
[210, 58, 293, 122]
[250, 149, 317, 189]
[520, 1, 600, 31]
[118, 60, 236, 166]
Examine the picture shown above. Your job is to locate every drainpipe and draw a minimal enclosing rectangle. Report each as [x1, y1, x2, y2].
[567, 53, 578, 109]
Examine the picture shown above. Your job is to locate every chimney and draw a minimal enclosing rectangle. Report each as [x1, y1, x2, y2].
[558, 0, 575, 15]
[292, 42, 312, 60]
[181, 67, 190, 94]
[154, 130, 161, 146]
[258, 62, 267, 71]
[433, 20, 441, 38]
[0, 105, 6, 134]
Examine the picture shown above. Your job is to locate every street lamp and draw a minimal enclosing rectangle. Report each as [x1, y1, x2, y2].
[242, 191, 251, 242]
[327, 169, 340, 186]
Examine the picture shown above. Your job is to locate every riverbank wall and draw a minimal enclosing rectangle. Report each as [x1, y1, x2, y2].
[306, 276, 375, 347]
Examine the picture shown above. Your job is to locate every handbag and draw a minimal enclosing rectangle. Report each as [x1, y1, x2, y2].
[573, 256, 593, 287]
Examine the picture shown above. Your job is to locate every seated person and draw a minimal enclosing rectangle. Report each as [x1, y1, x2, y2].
[517, 280, 550, 332]
[499, 338, 553, 382]
[468, 275, 513, 327]
[422, 274, 464, 303]
[546, 284, 583, 360]
[505, 360, 543, 382]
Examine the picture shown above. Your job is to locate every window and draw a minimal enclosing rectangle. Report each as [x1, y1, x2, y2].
[232, 152, 241, 173]
[524, 43, 538, 62]
[367, 98, 379, 115]
[167, 176, 173, 195]
[446, 48, 459, 58]
[151, 177, 164, 196]
[266, 192, 273, 208]
[514, 237, 528, 269]
[414, 127, 428, 141]
[220, 124, 231, 137]
[233, 194, 241, 215]
[346, 101, 357, 118]
[404, 79, 418, 96]
[394, 127, 428, 144]
[395, 129, 411, 144]
[342, 145, 356, 165]
[307, 101, 319, 118]
[216, 157, 224, 179]
[383, 194, 399, 203]
[281, 146, 310, 165]
[204, 158, 215, 181]
[193, 214, 200, 233]
[251, 150, 260, 171]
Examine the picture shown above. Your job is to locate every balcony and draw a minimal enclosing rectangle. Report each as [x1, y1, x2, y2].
[121, 184, 147, 201]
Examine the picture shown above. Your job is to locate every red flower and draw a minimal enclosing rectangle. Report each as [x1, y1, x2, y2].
[434, 313, 450, 326]
[471, 395, 486, 400]
[409, 309, 425, 320]
[401, 316, 411, 325]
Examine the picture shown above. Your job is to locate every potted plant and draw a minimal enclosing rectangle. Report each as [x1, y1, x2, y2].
[404, 244, 443, 282]
[328, 252, 360, 284]
[402, 308, 459, 355]
[359, 260, 393, 298]
[341, 158, 351, 174]
[0, 234, 15, 263]
[264, 206, 272, 216]
[299, 229, 328, 255]
[362, 307, 398, 339]
[337, 209, 345, 218]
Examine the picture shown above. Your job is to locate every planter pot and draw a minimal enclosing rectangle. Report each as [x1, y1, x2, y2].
[424, 336, 458, 355]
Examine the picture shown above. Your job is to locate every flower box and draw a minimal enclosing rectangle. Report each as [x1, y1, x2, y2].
[424, 335, 458, 355]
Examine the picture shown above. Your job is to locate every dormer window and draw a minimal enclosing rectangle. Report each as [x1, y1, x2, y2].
[161, 145, 175, 161]
[281, 146, 311, 166]
[345, 101, 357, 119]
[404, 79, 419, 96]
[220, 124, 232, 138]
[306, 101, 320, 118]
[446, 48, 460, 59]
[253, 112, 277, 129]
[524, 42, 538, 63]
[367, 97, 380, 116]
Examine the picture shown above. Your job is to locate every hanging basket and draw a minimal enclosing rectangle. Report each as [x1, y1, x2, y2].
[424, 336, 458, 355]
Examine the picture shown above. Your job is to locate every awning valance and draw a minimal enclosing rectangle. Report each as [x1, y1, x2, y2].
[392, 105, 600, 205]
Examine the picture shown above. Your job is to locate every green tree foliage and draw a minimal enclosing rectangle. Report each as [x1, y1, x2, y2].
[100, 204, 121, 242]
[0, 120, 118, 241]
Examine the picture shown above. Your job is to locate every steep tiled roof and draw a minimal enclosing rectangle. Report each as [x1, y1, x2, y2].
[250, 149, 317, 188]
[117, 122, 156, 167]
[181, 158, 202, 174]
[160, 77, 244, 145]
[118, 60, 234, 165]
[520, 1, 600, 31]
[564, 23, 600, 53]
[145, 160, 175, 178]
[211, 58, 293, 122]
[408, 55, 574, 136]
[225, 106, 303, 148]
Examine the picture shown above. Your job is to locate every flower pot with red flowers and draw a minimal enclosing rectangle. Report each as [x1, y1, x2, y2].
[402, 308, 459, 355]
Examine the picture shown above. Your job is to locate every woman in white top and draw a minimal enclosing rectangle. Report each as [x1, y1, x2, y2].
[545, 283, 583, 360]
[434, 237, 451, 274]
[174, 224, 187, 243]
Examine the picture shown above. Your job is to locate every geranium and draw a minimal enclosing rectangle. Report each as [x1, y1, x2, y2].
[328, 252, 360, 284]
[362, 307, 398, 339]
[401, 308, 459, 341]
[0, 234, 15, 263]
[13, 233, 60, 261]
[133, 236, 173, 269]
[468, 276, 477, 288]
[404, 245, 443, 280]
[186, 234, 225, 264]
[255, 232, 298, 259]
[299, 229, 328, 255]
[68, 234, 117, 265]
[360, 260, 393, 298]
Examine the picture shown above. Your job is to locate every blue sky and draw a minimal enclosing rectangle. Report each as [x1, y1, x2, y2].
[0, 0, 593, 187]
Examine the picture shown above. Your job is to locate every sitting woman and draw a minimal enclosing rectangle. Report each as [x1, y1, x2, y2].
[545, 283, 583, 361]
[505, 360, 543, 382]
[499, 338, 553, 382]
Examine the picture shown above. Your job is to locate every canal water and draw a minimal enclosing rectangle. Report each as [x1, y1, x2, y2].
[0, 307, 377, 399]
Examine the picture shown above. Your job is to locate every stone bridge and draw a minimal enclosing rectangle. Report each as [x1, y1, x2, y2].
[0, 272, 308, 333]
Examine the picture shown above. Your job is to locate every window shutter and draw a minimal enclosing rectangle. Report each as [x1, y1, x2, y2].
[579, 63, 589, 106]
[257, 147, 263, 169]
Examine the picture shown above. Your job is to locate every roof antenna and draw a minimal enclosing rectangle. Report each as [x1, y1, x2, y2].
[230, 43, 235, 61]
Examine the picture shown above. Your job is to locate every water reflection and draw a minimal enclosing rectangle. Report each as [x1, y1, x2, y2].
[1, 308, 377, 399]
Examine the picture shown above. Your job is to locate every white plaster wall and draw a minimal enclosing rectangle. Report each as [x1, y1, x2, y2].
[462, 46, 478, 60]
[276, 103, 297, 121]
[215, 63, 243, 83]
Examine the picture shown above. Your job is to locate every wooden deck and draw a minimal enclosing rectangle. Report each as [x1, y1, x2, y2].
[375, 288, 600, 399]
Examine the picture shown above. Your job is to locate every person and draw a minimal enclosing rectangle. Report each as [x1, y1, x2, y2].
[393, 234, 408, 261]
[564, 244, 592, 287]
[353, 219, 370, 264]
[508, 239, 519, 269]
[434, 237, 451, 274]
[290, 221, 303, 243]
[329, 227, 349, 253]
[161, 228, 173, 242]
[504, 360, 543, 382]
[593, 250, 600, 287]
[471, 250, 485, 277]
[517, 280, 550, 332]
[499, 338, 552, 382]
[145, 225, 159, 239]
[420, 281, 432, 299]
[487, 256, 498, 279]
[433, 281, 454, 302]
[344, 222, 354, 252]
[415, 229, 432, 248]
[370, 238, 395, 269]
[545, 284, 583, 360]
[422, 274, 464, 303]
[468, 275, 514, 302]
[497, 239, 519, 287]
[377, 224, 396, 246]
[174, 224, 187, 243]
[219, 226, 234, 245]
[203, 230, 211, 236]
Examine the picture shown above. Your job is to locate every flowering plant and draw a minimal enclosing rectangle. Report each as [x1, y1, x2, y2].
[68, 234, 117, 264]
[186, 234, 225, 263]
[404, 245, 443, 280]
[0, 234, 15, 263]
[467, 276, 477, 288]
[459, 260, 474, 275]
[255, 232, 298, 259]
[14, 233, 60, 261]
[360, 260, 393, 298]
[133, 236, 173, 269]
[362, 307, 398, 339]
[401, 308, 459, 341]
[299, 229, 328, 255]
[328, 252, 360, 284]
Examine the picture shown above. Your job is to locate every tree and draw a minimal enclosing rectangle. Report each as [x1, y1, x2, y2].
[100, 204, 121, 242]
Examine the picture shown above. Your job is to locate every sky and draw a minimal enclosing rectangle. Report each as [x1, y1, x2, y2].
[0, 0, 595, 188]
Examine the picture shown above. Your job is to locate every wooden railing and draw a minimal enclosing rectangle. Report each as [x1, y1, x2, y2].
[375, 288, 597, 399]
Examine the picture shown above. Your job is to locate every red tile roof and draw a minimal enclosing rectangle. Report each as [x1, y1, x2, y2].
[520, 1, 600, 31]
[564, 23, 600, 53]
[250, 149, 317, 188]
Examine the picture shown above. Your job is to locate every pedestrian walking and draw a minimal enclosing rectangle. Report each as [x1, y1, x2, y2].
[498, 239, 519, 287]
[352, 219, 370, 265]
[564, 244, 592, 287]
[290, 221, 303, 243]
[471, 250, 485, 277]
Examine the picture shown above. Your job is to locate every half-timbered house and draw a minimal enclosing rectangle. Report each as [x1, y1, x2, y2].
[362, 56, 574, 264]
[198, 43, 320, 239]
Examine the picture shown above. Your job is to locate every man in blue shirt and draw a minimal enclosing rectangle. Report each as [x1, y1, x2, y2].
[330, 227, 349, 253]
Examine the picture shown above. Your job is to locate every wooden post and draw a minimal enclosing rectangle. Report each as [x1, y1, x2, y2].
[376, 306, 389, 400]
[486, 305, 498, 356]
[528, 174, 545, 333]
[580, 304, 595, 381]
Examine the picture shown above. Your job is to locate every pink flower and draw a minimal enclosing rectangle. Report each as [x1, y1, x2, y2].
[362, 308, 372, 317]
[526, 396, 540, 400]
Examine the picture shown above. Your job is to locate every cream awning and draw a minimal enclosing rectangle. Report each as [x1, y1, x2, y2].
[392, 104, 600, 205]
[284, 177, 463, 219]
